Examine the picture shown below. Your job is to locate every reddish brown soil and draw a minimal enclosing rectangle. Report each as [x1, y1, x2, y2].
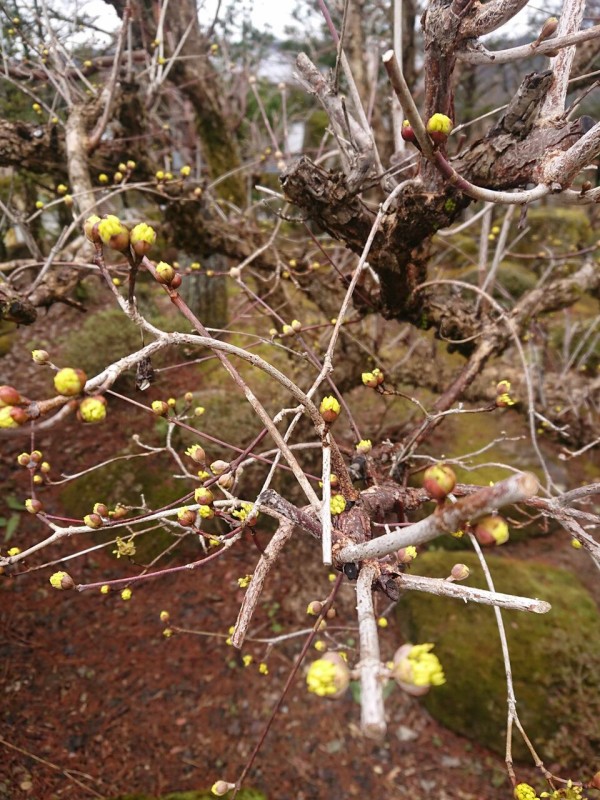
[0, 303, 593, 800]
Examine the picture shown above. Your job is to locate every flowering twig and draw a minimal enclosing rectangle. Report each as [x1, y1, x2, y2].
[337, 472, 538, 563]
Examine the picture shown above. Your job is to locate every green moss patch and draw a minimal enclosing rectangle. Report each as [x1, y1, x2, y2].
[398, 551, 600, 767]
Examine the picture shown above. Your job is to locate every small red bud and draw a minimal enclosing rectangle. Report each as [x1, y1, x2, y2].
[423, 464, 456, 501]
[110, 504, 128, 520]
[474, 514, 509, 546]
[177, 507, 197, 526]
[0, 385, 21, 406]
[194, 487, 214, 505]
[25, 498, 43, 514]
[401, 121, 417, 144]
[9, 407, 29, 425]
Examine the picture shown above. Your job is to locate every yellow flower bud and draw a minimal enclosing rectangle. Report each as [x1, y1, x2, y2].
[97, 215, 130, 251]
[54, 367, 87, 396]
[31, 349, 50, 365]
[156, 261, 175, 284]
[185, 445, 206, 465]
[194, 487, 214, 505]
[330, 494, 346, 515]
[426, 113, 453, 138]
[130, 222, 156, 256]
[211, 781, 235, 797]
[79, 395, 107, 423]
[306, 653, 350, 698]
[151, 400, 169, 416]
[49, 571, 75, 590]
[393, 643, 445, 695]
[423, 463, 456, 501]
[198, 505, 215, 520]
[320, 395, 341, 423]
[474, 514, 509, 546]
[0, 406, 27, 427]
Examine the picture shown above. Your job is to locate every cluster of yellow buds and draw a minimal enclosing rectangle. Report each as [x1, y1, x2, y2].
[496, 379, 516, 407]
[514, 785, 539, 800]
[330, 494, 346, 515]
[78, 395, 107, 423]
[155, 261, 181, 288]
[112, 536, 136, 559]
[397, 545, 417, 564]
[306, 653, 350, 698]
[392, 642, 445, 695]
[232, 502, 258, 526]
[130, 222, 156, 257]
[84, 214, 157, 260]
[53, 367, 87, 397]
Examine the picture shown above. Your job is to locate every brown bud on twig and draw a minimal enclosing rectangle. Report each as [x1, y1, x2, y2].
[532, 16, 559, 48]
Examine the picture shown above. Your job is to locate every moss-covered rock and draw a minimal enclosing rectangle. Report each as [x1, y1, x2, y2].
[58, 307, 150, 382]
[460, 262, 538, 301]
[398, 551, 600, 767]
[58, 451, 185, 560]
[0, 320, 16, 356]
[57, 299, 182, 384]
[514, 207, 595, 254]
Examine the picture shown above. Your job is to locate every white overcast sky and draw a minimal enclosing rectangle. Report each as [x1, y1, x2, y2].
[80, 0, 300, 39]
[79, 0, 533, 47]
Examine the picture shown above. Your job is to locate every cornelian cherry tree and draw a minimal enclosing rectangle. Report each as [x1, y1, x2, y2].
[1, 0, 600, 797]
